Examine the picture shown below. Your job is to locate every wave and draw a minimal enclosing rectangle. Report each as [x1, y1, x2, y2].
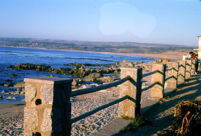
[64, 57, 115, 62]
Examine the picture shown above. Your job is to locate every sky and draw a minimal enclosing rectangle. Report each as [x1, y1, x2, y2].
[0, 0, 201, 46]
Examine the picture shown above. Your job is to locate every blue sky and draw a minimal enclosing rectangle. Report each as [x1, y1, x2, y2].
[0, 0, 201, 46]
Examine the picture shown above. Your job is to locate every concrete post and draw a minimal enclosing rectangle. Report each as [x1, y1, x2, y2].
[150, 64, 166, 99]
[178, 61, 186, 85]
[118, 67, 142, 118]
[191, 60, 195, 75]
[194, 36, 201, 70]
[185, 60, 192, 79]
[165, 62, 179, 90]
[24, 77, 72, 136]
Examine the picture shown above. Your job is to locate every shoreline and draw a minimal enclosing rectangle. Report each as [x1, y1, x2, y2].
[0, 45, 195, 135]
[0, 45, 191, 60]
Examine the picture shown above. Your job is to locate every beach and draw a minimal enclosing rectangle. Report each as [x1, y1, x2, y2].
[0, 47, 193, 135]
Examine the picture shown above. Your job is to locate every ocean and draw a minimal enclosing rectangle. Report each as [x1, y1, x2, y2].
[0, 46, 154, 103]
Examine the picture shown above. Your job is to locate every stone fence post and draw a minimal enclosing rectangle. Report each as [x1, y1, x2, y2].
[24, 77, 72, 136]
[165, 62, 179, 90]
[118, 67, 142, 118]
[150, 64, 166, 99]
[191, 60, 195, 75]
[178, 61, 186, 85]
[185, 60, 192, 79]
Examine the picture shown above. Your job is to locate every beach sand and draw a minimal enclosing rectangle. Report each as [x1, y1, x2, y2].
[0, 49, 194, 135]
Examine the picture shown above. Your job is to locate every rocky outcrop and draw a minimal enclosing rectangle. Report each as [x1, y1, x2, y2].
[6, 96, 16, 100]
[66, 63, 109, 67]
[15, 82, 25, 88]
[7, 60, 155, 87]
[83, 73, 102, 82]
[97, 76, 113, 83]
[3, 80, 13, 87]
[109, 60, 144, 68]
[8, 63, 52, 72]
[154, 58, 171, 63]
[10, 74, 18, 78]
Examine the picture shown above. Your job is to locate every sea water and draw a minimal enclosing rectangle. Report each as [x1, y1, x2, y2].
[0, 46, 154, 103]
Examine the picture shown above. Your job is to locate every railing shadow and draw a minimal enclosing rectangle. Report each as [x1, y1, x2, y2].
[119, 73, 201, 135]
[142, 82, 163, 92]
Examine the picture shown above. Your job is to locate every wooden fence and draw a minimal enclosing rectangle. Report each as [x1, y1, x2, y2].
[23, 59, 195, 136]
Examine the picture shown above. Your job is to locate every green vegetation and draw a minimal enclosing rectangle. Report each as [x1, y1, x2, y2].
[121, 115, 148, 132]
[0, 38, 193, 54]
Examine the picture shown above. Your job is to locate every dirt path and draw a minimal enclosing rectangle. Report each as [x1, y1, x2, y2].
[117, 73, 201, 136]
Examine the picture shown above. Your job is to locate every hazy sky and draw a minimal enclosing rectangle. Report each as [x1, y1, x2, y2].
[0, 0, 201, 46]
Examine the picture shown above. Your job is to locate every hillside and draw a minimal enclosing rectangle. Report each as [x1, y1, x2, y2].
[0, 38, 194, 54]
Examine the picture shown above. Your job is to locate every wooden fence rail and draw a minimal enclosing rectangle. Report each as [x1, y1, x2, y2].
[23, 59, 195, 136]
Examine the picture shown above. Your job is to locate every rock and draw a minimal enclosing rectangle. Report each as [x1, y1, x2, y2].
[89, 84, 98, 88]
[14, 82, 25, 95]
[66, 62, 82, 67]
[109, 60, 143, 69]
[3, 83, 10, 87]
[47, 75, 54, 78]
[154, 58, 171, 63]
[113, 69, 120, 75]
[4, 79, 13, 87]
[6, 96, 16, 100]
[66, 63, 110, 67]
[143, 64, 152, 72]
[83, 73, 102, 82]
[8, 63, 52, 72]
[20, 89, 25, 95]
[0, 95, 3, 99]
[54, 67, 71, 75]
[15, 82, 25, 88]
[71, 66, 87, 77]
[10, 74, 18, 78]
[98, 76, 113, 83]
[79, 84, 88, 89]
[1, 90, 8, 94]
[72, 79, 78, 87]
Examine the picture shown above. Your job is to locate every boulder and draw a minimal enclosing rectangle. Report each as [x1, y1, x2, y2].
[20, 89, 25, 95]
[83, 73, 102, 82]
[119, 60, 134, 67]
[15, 82, 25, 88]
[154, 58, 171, 63]
[10, 74, 18, 78]
[6, 96, 16, 100]
[3, 79, 13, 87]
[1, 90, 8, 94]
[8, 63, 52, 72]
[98, 76, 113, 83]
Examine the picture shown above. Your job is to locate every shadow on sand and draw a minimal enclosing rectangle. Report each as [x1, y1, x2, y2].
[116, 72, 201, 136]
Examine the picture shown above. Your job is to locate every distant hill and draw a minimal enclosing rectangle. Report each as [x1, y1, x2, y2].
[0, 38, 194, 54]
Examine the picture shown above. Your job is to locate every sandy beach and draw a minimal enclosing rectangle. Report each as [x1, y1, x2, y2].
[4, 45, 193, 60]
[0, 72, 152, 136]
[0, 48, 195, 135]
